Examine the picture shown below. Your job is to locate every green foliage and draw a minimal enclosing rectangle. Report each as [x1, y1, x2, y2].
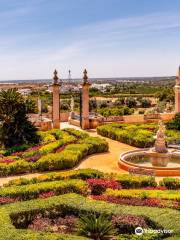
[0, 193, 179, 239]
[34, 143, 92, 171]
[78, 213, 117, 240]
[97, 123, 155, 148]
[105, 189, 180, 201]
[115, 174, 157, 188]
[0, 129, 108, 176]
[4, 169, 105, 187]
[166, 113, 180, 130]
[125, 97, 137, 108]
[25, 98, 38, 113]
[139, 98, 152, 108]
[97, 106, 134, 117]
[0, 179, 88, 200]
[155, 88, 174, 102]
[0, 89, 39, 148]
[0, 160, 31, 176]
[159, 178, 180, 190]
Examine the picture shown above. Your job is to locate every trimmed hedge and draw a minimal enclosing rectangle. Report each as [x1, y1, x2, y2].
[0, 193, 179, 239]
[97, 123, 156, 147]
[159, 178, 180, 190]
[4, 169, 105, 187]
[0, 179, 88, 201]
[105, 189, 180, 201]
[97, 123, 180, 147]
[115, 174, 157, 188]
[34, 139, 108, 172]
[0, 129, 108, 176]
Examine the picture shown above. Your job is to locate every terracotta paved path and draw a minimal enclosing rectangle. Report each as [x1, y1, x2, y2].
[76, 129, 135, 173]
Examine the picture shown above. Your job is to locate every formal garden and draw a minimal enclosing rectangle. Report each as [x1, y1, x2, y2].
[0, 89, 179, 239]
[0, 169, 178, 239]
[0, 128, 108, 176]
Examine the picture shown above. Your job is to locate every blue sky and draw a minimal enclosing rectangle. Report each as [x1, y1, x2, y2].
[0, 0, 180, 80]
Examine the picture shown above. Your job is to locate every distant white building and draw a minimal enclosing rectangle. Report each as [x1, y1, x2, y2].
[91, 83, 111, 92]
[18, 88, 32, 96]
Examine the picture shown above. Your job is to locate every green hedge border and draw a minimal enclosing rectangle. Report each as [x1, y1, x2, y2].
[0, 193, 179, 240]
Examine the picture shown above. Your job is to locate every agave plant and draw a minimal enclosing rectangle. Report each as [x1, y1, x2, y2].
[78, 213, 117, 240]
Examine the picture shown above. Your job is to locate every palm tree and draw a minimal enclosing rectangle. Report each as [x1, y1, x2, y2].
[78, 213, 117, 240]
[0, 89, 39, 148]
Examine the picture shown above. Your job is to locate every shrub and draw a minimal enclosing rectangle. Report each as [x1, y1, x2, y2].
[115, 174, 157, 188]
[0, 130, 108, 176]
[104, 189, 180, 201]
[166, 113, 180, 130]
[0, 180, 88, 200]
[79, 137, 109, 154]
[5, 169, 105, 187]
[7, 193, 178, 235]
[159, 178, 180, 190]
[78, 213, 117, 239]
[63, 128, 89, 139]
[97, 123, 155, 148]
[0, 160, 30, 176]
[92, 195, 179, 210]
[112, 215, 148, 234]
[87, 178, 121, 195]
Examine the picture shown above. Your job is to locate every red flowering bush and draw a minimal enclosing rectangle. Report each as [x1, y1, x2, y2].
[87, 178, 121, 195]
[111, 215, 148, 234]
[38, 191, 55, 199]
[0, 158, 16, 164]
[0, 196, 18, 204]
[25, 154, 41, 163]
[92, 195, 179, 210]
[28, 215, 77, 234]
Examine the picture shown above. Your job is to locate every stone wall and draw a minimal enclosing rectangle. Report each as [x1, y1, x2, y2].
[60, 112, 70, 122]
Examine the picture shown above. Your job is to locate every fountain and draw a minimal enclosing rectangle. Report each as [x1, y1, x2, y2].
[147, 121, 171, 167]
[119, 121, 180, 176]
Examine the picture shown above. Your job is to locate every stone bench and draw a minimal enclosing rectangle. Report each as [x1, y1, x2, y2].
[128, 167, 155, 177]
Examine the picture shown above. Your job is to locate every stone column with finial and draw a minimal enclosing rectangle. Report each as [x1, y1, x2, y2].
[52, 70, 61, 129]
[80, 69, 91, 129]
[175, 66, 180, 112]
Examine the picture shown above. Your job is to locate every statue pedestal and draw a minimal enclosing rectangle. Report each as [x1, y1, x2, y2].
[147, 149, 171, 167]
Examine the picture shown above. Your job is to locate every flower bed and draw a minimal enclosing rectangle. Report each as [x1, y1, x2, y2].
[0, 179, 88, 201]
[0, 129, 108, 176]
[159, 178, 180, 190]
[92, 195, 179, 210]
[115, 174, 157, 188]
[105, 189, 180, 201]
[4, 169, 105, 187]
[97, 123, 180, 147]
[1, 193, 179, 239]
[87, 178, 121, 195]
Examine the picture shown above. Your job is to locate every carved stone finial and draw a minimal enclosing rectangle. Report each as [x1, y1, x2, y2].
[53, 69, 59, 84]
[83, 69, 88, 84]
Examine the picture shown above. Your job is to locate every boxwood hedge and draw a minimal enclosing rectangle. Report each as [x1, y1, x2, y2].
[0, 193, 179, 240]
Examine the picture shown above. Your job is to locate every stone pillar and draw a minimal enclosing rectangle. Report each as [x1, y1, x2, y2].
[52, 70, 61, 128]
[175, 66, 180, 112]
[80, 69, 91, 129]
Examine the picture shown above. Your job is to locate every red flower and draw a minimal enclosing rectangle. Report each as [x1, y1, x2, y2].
[39, 191, 55, 199]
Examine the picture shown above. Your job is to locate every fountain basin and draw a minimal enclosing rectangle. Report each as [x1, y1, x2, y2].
[147, 149, 171, 167]
[119, 149, 180, 177]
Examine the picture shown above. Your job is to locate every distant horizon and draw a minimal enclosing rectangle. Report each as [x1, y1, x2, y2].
[0, 75, 176, 83]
